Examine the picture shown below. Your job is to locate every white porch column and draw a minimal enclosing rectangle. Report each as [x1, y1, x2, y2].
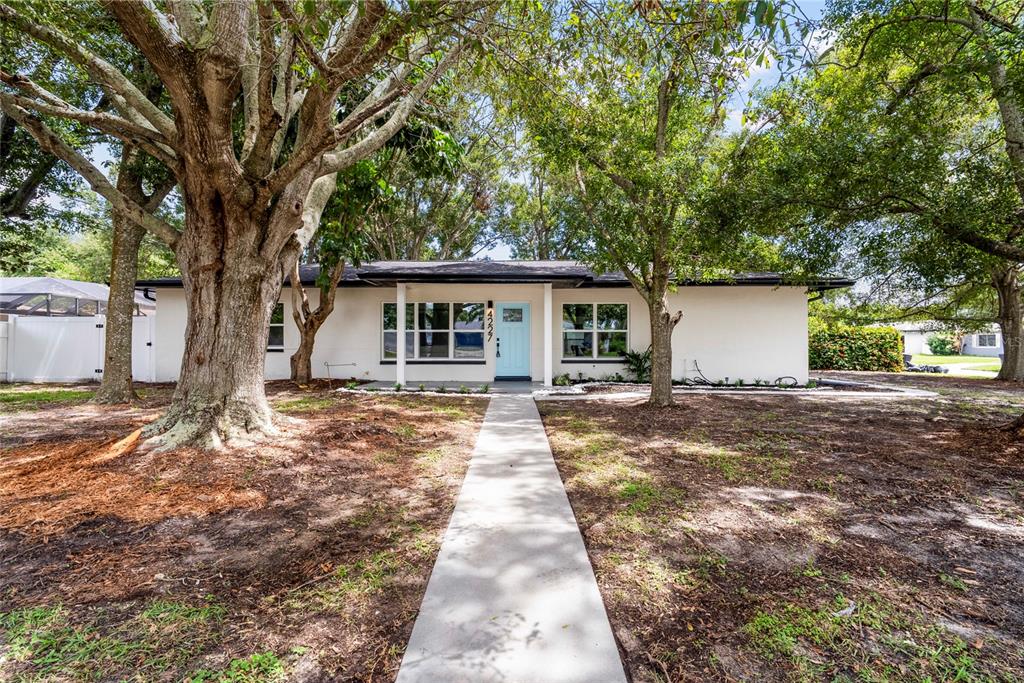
[543, 282, 553, 386]
[396, 282, 406, 386]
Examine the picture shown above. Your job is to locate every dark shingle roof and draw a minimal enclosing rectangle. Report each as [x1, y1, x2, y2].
[137, 260, 854, 291]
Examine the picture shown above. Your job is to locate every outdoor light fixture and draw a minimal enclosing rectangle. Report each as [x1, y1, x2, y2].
[487, 300, 493, 309]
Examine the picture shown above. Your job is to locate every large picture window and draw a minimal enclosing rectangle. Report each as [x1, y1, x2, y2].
[383, 302, 485, 361]
[562, 303, 628, 359]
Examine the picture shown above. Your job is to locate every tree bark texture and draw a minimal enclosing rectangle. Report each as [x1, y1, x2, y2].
[994, 267, 1023, 382]
[648, 294, 681, 408]
[94, 214, 146, 403]
[144, 169, 294, 450]
[289, 260, 345, 385]
[94, 145, 173, 404]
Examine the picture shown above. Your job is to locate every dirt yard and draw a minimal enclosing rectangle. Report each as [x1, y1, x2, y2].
[541, 371, 1024, 682]
[0, 382, 487, 681]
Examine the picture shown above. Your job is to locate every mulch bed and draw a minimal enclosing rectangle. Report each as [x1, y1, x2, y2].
[541, 376, 1024, 682]
[0, 383, 487, 681]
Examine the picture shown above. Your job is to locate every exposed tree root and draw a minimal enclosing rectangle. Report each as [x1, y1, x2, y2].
[91, 385, 141, 406]
[141, 397, 283, 452]
[1001, 412, 1024, 434]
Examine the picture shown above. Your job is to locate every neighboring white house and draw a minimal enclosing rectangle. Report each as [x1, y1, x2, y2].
[139, 261, 853, 386]
[961, 326, 1003, 357]
[888, 321, 943, 355]
[887, 320, 1003, 357]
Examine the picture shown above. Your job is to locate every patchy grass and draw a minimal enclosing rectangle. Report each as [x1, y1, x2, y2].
[0, 386, 93, 409]
[288, 551, 405, 612]
[1, 385, 486, 681]
[541, 373, 1024, 681]
[0, 598, 227, 680]
[745, 593, 981, 682]
[187, 652, 287, 682]
[271, 396, 336, 412]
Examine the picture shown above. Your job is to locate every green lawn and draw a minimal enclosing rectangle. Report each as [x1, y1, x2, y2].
[0, 386, 94, 409]
[912, 354, 1001, 368]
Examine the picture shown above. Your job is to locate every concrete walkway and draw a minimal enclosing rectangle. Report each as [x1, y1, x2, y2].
[396, 395, 626, 683]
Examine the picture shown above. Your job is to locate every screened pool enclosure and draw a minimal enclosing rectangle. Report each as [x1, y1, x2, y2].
[0, 277, 155, 317]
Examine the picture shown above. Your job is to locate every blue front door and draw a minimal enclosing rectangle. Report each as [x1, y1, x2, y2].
[495, 303, 531, 379]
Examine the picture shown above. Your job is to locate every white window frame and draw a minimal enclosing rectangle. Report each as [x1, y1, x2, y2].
[267, 302, 285, 351]
[381, 301, 486, 362]
[561, 303, 629, 360]
[976, 333, 998, 348]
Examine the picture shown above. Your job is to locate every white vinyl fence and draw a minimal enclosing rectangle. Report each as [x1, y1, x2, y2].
[0, 314, 155, 383]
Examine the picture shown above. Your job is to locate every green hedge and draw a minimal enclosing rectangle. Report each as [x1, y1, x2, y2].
[809, 326, 903, 372]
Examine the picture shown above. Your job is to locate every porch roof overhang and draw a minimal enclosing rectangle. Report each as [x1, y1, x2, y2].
[136, 260, 856, 292]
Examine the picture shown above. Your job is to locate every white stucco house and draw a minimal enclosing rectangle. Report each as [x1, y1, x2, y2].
[888, 321, 1003, 357]
[961, 326, 1003, 357]
[137, 261, 853, 386]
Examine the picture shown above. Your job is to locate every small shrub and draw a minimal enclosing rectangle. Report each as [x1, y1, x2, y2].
[437, 385, 447, 393]
[479, 384, 490, 394]
[418, 383, 425, 392]
[622, 347, 652, 383]
[553, 373, 571, 386]
[927, 333, 957, 356]
[394, 383, 402, 392]
[345, 381, 359, 390]
[458, 384, 469, 394]
[809, 325, 903, 372]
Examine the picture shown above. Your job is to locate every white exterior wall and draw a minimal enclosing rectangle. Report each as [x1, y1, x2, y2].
[961, 330, 1003, 357]
[668, 287, 808, 384]
[151, 283, 810, 384]
[901, 330, 928, 356]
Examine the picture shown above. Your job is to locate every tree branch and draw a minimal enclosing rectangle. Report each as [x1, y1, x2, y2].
[0, 72, 177, 156]
[0, 101, 180, 249]
[0, 2, 177, 139]
[271, 0, 330, 75]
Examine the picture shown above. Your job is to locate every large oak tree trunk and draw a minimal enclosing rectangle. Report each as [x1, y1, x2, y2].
[648, 295, 681, 408]
[144, 184, 287, 450]
[994, 267, 1023, 382]
[94, 213, 145, 403]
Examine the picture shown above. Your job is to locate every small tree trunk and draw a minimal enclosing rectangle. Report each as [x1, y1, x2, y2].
[289, 260, 345, 385]
[94, 144, 173, 405]
[94, 212, 145, 403]
[290, 332, 316, 385]
[648, 295, 681, 408]
[994, 267, 1023, 382]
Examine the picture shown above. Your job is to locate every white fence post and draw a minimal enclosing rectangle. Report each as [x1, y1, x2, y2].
[0, 316, 10, 382]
